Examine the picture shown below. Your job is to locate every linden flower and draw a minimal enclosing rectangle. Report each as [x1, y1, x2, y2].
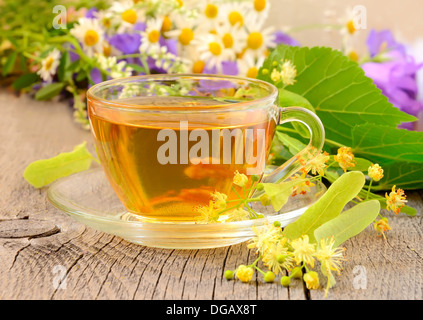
[139, 18, 163, 54]
[233, 170, 248, 188]
[291, 235, 316, 268]
[194, 200, 220, 223]
[247, 224, 282, 254]
[37, 48, 61, 82]
[226, 208, 250, 222]
[211, 191, 227, 210]
[236, 265, 254, 283]
[243, 13, 276, 58]
[374, 217, 391, 239]
[280, 60, 297, 86]
[334, 146, 356, 172]
[302, 151, 330, 176]
[385, 185, 407, 214]
[303, 271, 320, 290]
[70, 18, 105, 57]
[315, 237, 346, 276]
[238, 55, 265, 79]
[368, 163, 384, 182]
[261, 239, 293, 275]
[290, 172, 315, 197]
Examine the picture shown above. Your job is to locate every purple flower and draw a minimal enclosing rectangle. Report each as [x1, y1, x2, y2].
[89, 68, 103, 85]
[85, 7, 98, 19]
[109, 33, 141, 54]
[273, 31, 300, 47]
[362, 29, 423, 130]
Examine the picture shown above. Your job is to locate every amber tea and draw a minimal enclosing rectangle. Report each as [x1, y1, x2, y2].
[90, 96, 276, 221]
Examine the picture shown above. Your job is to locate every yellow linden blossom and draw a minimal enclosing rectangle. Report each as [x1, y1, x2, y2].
[261, 239, 293, 275]
[194, 200, 220, 223]
[280, 59, 297, 85]
[291, 235, 316, 268]
[236, 265, 254, 282]
[290, 172, 315, 197]
[374, 217, 391, 239]
[302, 151, 330, 176]
[303, 271, 320, 290]
[385, 185, 407, 214]
[211, 191, 227, 210]
[247, 224, 282, 254]
[334, 146, 356, 172]
[368, 163, 384, 182]
[226, 208, 250, 222]
[270, 68, 281, 83]
[315, 237, 346, 276]
[233, 170, 248, 187]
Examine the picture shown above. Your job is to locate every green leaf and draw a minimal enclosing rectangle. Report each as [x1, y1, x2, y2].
[126, 63, 146, 73]
[275, 131, 307, 155]
[283, 171, 365, 243]
[2, 51, 18, 76]
[58, 51, 72, 82]
[314, 200, 380, 248]
[374, 162, 423, 191]
[262, 180, 306, 211]
[352, 124, 423, 164]
[258, 45, 416, 147]
[12, 73, 40, 90]
[23, 142, 93, 188]
[35, 82, 65, 100]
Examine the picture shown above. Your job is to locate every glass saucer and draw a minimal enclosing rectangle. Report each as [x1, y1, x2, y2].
[47, 168, 326, 249]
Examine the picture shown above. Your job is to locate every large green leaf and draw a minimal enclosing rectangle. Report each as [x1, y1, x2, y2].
[314, 200, 380, 248]
[258, 45, 416, 146]
[352, 124, 423, 164]
[372, 162, 423, 191]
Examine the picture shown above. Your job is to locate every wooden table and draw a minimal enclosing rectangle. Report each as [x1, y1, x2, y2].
[0, 91, 422, 300]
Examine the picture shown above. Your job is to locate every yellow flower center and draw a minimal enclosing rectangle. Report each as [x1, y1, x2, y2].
[246, 67, 258, 79]
[348, 50, 359, 62]
[103, 42, 111, 56]
[222, 33, 234, 48]
[204, 4, 218, 19]
[176, 0, 183, 7]
[102, 17, 111, 29]
[44, 57, 54, 71]
[193, 60, 205, 73]
[228, 11, 243, 26]
[84, 30, 99, 46]
[161, 16, 172, 32]
[148, 30, 160, 43]
[247, 32, 263, 50]
[209, 42, 222, 56]
[122, 9, 137, 25]
[179, 28, 194, 45]
[346, 19, 356, 34]
[254, 0, 267, 12]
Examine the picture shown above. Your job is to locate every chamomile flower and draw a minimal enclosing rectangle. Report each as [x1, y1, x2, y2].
[200, 2, 220, 30]
[220, 2, 249, 28]
[70, 18, 105, 57]
[252, 0, 270, 17]
[214, 22, 247, 58]
[244, 13, 276, 58]
[139, 18, 163, 54]
[238, 55, 265, 78]
[166, 15, 200, 51]
[94, 9, 114, 35]
[111, 0, 145, 33]
[37, 48, 61, 83]
[195, 34, 233, 72]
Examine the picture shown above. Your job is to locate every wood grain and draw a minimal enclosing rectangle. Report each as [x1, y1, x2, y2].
[0, 91, 421, 300]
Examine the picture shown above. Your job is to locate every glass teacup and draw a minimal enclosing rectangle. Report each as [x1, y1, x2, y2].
[87, 74, 324, 222]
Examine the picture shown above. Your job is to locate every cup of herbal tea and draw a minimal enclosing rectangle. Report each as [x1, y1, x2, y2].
[87, 74, 324, 222]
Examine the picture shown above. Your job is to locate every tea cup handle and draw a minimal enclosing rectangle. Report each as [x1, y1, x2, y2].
[260, 106, 325, 184]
